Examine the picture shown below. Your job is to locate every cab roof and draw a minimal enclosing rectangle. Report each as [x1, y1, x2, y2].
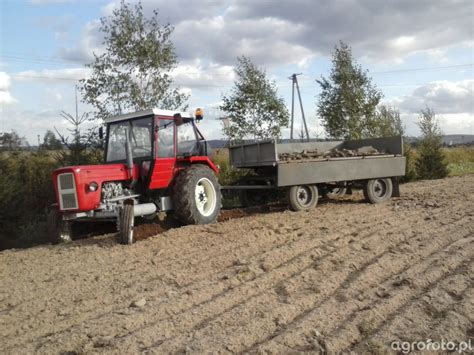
[104, 108, 193, 123]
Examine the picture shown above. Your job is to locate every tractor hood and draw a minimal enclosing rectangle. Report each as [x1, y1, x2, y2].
[52, 164, 137, 212]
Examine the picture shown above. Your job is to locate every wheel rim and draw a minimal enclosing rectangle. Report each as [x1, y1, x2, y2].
[195, 177, 217, 217]
[127, 218, 134, 244]
[296, 186, 313, 207]
[373, 179, 387, 198]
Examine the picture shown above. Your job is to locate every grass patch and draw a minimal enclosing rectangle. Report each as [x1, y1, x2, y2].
[211, 148, 250, 186]
[443, 146, 474, 176]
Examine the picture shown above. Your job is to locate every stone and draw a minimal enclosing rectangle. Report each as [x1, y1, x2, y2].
[130, 298, 146, 308]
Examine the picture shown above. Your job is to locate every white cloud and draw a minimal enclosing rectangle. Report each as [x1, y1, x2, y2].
[388, 80, 474, 135]
[57, 20, 104, 63]
[0, 92, 16, 105]
[394, 80, 474, 114]
[229, 0, 473, 62]
[0, 105, 96, 145]
[0, 72, 12, 91]
[0, 72, 16, 104]
[62, 0, 472, 68]
[171, 60, 235, 89]
[437, 113, 474, 135]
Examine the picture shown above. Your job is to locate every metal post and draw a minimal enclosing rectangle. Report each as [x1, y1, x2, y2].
[294, 76, 310, 141]
[290, 74, 295, 140]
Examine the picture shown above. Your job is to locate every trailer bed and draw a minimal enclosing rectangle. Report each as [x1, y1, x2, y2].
[229, 136, 406, 187]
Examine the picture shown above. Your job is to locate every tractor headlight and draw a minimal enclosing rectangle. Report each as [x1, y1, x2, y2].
[88, 182, 99, 192]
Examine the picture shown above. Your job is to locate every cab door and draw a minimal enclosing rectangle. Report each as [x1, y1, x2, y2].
[149, 118, 176, 189]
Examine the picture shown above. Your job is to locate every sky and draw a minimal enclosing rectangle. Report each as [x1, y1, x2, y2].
[0, 0, 473, 145]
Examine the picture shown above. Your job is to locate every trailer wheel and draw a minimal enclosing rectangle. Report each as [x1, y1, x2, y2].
[118, 200, 134, 245]
[172, 165, 221, 225]
[363, 178, 393, 204]
[47, 208, 72, 244]
[288, 185, 318, 211]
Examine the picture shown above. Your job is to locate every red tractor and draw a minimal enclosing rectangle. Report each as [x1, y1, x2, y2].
[49, 108, 222, 245]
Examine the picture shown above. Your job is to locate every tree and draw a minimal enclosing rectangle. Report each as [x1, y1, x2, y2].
[415, 107, 448, 180]
[81, 0, 188, 122]
[0, 130, 27, 151]
[368, 105, 405, 137]
[220, 56, 289, 142]
[317, 41, 382, 139]
[54, 111, 101, 166]
[41, 130, 63, 150]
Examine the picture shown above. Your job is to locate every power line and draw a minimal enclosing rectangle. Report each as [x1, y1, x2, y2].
[0, 52, 85, 64]
[371, 63, 473, 74]
[8, 61, 473, 87]
[10, 74, 82, 82]
[4, 51, 472, 75]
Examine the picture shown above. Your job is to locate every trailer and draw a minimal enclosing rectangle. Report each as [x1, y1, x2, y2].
[226, 136, 406, 210]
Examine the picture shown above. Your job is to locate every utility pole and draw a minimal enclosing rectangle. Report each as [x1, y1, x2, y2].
[289, 73, 309, 141]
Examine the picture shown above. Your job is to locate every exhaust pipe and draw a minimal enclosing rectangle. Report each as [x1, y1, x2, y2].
[125, 128, 137, 188]
[133, 203, 157, 217]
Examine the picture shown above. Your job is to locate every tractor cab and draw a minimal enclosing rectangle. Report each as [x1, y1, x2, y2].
[102, 109, 213, 190]
[104, 110, 209, 163]
[49, 108, 221, 245]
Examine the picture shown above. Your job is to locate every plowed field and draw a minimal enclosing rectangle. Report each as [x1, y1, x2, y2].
[1, 175, 473, 354]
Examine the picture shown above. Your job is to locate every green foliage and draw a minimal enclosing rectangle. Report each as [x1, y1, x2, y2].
[81, 0, 188, 122]
[317, 41, 383, 140]
[402, 143, 417, 182]
[0, 149, 103, 250]
[212, 149, 249, 186]
[55, 111, 103, 166]
[0, 130, 28, 151]
[212, 149, 252, 208]
[368, 105, 405, 138]
[41, 130, 63, 150]
[443, 147, 474, 176]
[0, 152, 60, 249]
[55, 148, 103, 167]
[220, 56, 289, 142]
[415, 108, 448, 180]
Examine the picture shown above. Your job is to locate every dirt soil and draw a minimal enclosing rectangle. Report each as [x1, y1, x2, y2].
[1, 175, 473, 354]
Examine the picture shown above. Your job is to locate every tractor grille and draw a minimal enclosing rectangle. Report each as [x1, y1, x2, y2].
[57, 173, 78, 210]
[59, 173, 74, 190]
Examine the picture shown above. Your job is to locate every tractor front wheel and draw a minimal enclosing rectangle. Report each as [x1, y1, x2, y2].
[172, 165, 221, 225]
[47, 207, 72, 244]
[118, 200, 134, 245]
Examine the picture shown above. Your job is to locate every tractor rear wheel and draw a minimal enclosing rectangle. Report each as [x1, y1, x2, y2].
[118, 200, 134, 245]
[363, 178, 393, 204]
[172, 165, 221, 225]
[47, 207, 72, 244]
[288, 185, 318, 211]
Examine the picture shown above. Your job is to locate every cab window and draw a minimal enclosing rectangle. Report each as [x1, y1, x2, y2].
[157, 119, 175, 158]
[106, 117, 153, 162]
[177, 122, 199, 156]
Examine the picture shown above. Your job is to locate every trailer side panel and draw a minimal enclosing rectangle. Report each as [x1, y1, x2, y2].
[277, 156, 406, 186]
[229, 140, 277, 167]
